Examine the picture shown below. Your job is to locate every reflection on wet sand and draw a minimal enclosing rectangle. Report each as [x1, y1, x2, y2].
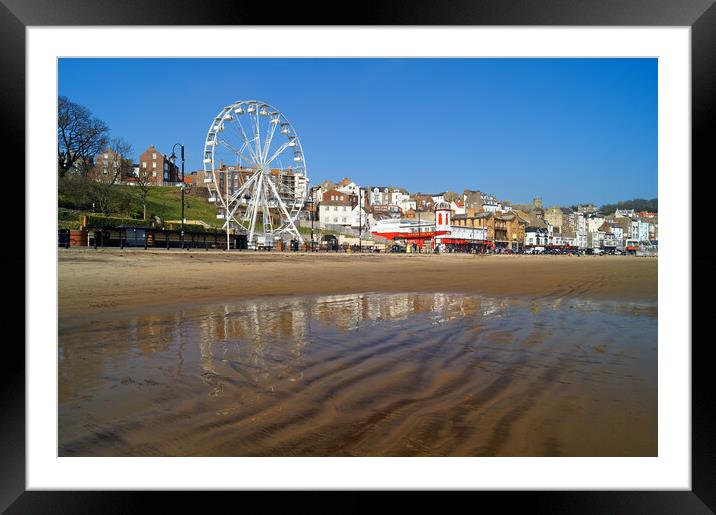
[59, 292, 657, 457]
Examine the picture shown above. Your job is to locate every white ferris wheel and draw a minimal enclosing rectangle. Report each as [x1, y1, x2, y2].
[203, 100, 308, 247]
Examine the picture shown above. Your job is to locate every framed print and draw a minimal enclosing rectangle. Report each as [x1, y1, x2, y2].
[7, 0, 714, 512]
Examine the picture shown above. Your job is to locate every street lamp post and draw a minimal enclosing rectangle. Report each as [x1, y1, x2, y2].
[170, 143, 185, 250]
[358, 188, 362, 253]
[310, 186, 318, 252]
[417, 206, 421, 253]
[472, 217, 475, 254]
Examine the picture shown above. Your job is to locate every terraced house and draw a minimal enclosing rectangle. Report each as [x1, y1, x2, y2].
[452, 209, 528, 251]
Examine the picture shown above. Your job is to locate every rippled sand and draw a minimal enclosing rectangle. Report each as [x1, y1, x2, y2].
[58, 252, 657, 317]
[59, 292, 657, 457]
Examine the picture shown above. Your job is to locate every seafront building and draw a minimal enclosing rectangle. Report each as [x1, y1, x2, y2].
[89, 153, 655, 252]
[368, 202, 528, 252]
[304, 177, 656, 252]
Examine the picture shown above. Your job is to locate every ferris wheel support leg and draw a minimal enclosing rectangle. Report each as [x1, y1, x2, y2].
[248, 172, 264, 247]
[266, 176, 303, 244]
[223, 171, 260, 228]
[227, 168, 259, 205]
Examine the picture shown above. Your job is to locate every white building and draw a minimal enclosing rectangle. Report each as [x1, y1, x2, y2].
[350, 204, 375, 230]
[443, 225, 488, 243]
[389, 190, 410, 206]
[575, 212, 589, 249]
[294, 172, 308, 204]
[602, 232, 617, 248]
[336, 179, 360, 196]
[590, 231, 606, 248]
[450, 200, 466, 215]
[631, 220, 650, 241]
[612, 225, 624, 243]
[603, 223, 624, 248]
[319, 201, 353, 226]
[587, 215, 606, 233]
[576, 232, 588, 249]
[481, 193, 506, 213]
[399, 198, 417, 213]
[525, 227, 549, 247]
[369, 186, 394, 206]
[431, 192, 447, 204]
[368, 186, 410, 207]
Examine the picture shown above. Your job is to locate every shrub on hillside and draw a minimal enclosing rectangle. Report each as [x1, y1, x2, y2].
[58, 220, 82, 230]
[165, 222, 222, 233]
[58, 175, 95, 210]
[83, 214, 153, 228]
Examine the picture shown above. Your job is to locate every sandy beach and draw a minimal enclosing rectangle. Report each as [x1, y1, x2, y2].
[59, 250, 657, 317]
[58, 251, 658, 457]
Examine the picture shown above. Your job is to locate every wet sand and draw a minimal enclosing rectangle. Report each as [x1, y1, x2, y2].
[59, 292, 657, 457]
[58, 252, 657, 457]
[58, 250, 657, 316]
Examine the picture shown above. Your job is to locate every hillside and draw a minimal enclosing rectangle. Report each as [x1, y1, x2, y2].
[59, 181, 221, 229]
[57, 179, 327, 237]
[598, 198, 658, 215]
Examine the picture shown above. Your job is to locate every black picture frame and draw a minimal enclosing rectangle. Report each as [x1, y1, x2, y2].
[6, 0, 713, 512]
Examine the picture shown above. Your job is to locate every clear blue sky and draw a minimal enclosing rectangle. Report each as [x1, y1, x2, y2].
[58, 58, 657, 206]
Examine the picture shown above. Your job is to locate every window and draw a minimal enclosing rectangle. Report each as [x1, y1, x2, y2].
[152, 171, 157, 177]
[142, 162, 147, 168]
[152, 162, 157, 169]
[152, 153, 157, 159]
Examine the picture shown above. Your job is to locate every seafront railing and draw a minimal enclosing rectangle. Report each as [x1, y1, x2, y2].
[58, 227, 382, 253]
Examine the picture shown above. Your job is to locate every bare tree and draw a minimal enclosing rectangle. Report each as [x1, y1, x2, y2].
[133, 161, 154, 220]
[443, 191, 460, 202]
[58, 96, 110, 178]
[89, 138, 134, 214]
